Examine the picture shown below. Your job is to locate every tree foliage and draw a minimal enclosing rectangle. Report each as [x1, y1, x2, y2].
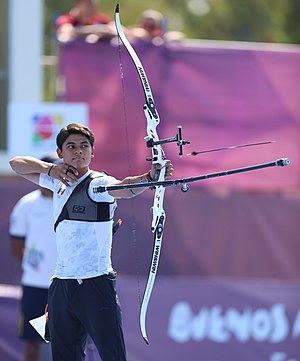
[284, 0, 300, 43]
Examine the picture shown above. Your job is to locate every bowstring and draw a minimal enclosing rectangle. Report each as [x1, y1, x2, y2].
[117, 35, 142, 309]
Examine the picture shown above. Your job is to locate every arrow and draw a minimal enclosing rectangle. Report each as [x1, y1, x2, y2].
[187, 141, 275, 156]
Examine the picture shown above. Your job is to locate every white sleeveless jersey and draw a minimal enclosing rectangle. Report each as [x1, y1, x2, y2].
[39, 170, 117, 279]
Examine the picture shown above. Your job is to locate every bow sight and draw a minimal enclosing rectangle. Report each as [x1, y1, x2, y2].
[145, 125, 190, 159]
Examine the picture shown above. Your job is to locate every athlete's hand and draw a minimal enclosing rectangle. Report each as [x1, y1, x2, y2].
[48, 163, 78, 185]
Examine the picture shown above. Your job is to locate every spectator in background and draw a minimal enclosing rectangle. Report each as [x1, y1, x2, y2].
[133, 9, 165, 40]
[128, 9, 185, 45]
[56, 0, 116, 43]
[9, 154, 60, 361]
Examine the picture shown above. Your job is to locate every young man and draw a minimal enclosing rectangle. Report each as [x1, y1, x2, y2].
[10, 123, 173, 361]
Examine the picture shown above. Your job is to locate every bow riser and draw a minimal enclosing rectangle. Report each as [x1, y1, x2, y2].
[144, 105, 165, 165]
[152, 183, 166, 232]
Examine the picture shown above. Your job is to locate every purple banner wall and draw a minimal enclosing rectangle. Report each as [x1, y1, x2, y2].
[0, 292, 23, 361]
[1, 179, 300, 282]
[119, 278, 300, 361]
[56, 39, 300, 279]
[1, 279, 299, 361]
[1, 40, 300, 283]
[58, 40, 300, 189]
[1, 40, 300, 361]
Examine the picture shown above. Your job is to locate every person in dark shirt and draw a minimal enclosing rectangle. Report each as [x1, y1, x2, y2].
[56, 0, 116, 43]
[127, 9, 185, 45]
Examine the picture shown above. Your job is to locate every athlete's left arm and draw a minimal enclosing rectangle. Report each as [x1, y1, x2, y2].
[108, 160, 173, 199]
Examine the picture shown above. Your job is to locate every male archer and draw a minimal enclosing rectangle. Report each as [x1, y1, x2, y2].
[9, 123, 173, 361]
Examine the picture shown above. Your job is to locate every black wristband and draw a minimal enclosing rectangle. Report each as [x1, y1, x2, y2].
[145, 171, 153, 182]
[47, 165, 54, 176]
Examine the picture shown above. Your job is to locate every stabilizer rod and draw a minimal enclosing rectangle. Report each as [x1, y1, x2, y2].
[93, 158, 290, 194]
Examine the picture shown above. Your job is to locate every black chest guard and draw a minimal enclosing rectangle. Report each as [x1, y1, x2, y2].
[54, 172, 116, 231]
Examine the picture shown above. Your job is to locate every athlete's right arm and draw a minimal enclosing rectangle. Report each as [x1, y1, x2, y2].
[9, 156, 52, 184]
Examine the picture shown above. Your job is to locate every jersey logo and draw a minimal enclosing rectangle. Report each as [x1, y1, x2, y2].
[72, 205, 86, 214]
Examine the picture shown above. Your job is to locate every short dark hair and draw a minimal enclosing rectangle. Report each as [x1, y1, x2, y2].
[56, 123, 95, 150]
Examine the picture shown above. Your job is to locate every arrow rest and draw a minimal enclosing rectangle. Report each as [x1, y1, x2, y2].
[145, 125, 190, 158]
